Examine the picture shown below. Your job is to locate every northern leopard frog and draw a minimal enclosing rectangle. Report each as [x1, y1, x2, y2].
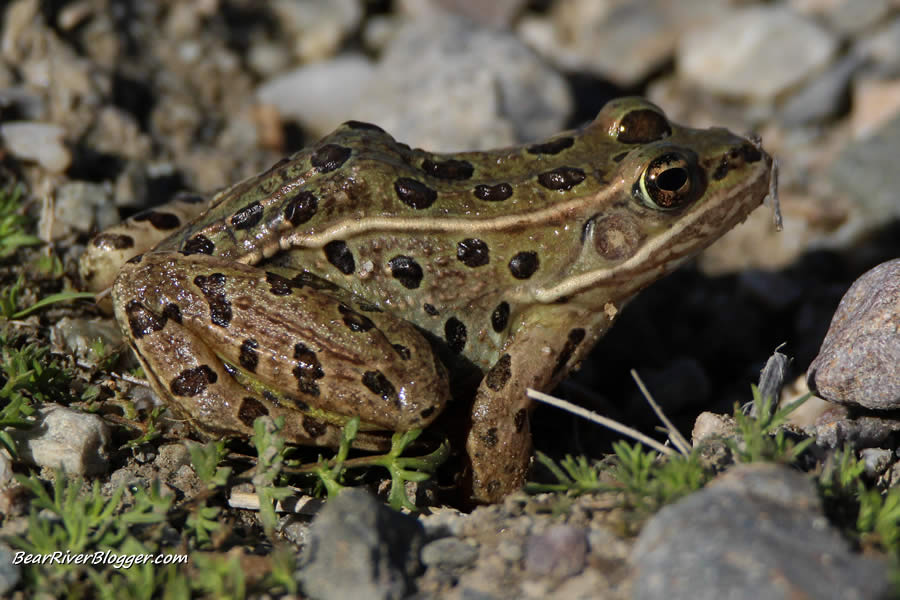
[79, 97, 773, 503]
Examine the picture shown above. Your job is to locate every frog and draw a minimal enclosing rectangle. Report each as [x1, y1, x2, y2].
[79, 97, 773, 504]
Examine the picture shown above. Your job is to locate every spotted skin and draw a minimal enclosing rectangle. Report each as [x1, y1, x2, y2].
[79, 97, 773, 503]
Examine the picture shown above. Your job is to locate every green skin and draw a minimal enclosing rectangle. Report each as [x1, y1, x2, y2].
[79, 97, 773, 503]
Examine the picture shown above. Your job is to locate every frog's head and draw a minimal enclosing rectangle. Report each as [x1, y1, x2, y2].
[532, 97, 774, 306]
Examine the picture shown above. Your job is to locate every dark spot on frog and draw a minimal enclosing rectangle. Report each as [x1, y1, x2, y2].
[481, 428, 499, 447]
[182, 234, 215, 255]
[456, 238, 489, 268]
[311, 144, 352, 173]
[356, 301, 382, 313]
[389, 255, 424, 289]
[265, 271, 297, 296]
[125, 300, 167, 339]
[392, 344, 411, 360]
[133, 210, 181, 231]
[284, 190, 318, 225]
[537, 166, 586, 191]
[292, 271, 340, 292]
[362, 370, 399, 405]
[712, 158, 730, 181]
[486, 480, 502, 495]
[445, 317, 467, 354]
[126, 253, 143, 264]
[485, 354, 512, 391]
[324, 240, 355, 274]
[263, 389, 279, 403]
[473, 182, 513, 202]
[222, 362, 238, 378]
[612, 151, 629, 163]
[344, 120, 385, 133]
[514, 408, 527, 433]
[394, 177, 437, 209]
[293, 342, 324, 396]
[508, 251, 539, 279]
[552, 328, 586, 377]
[230, 201, 263, 230]
[421, 157, 474, 180]
[239, 339, 259, 372]
[238, 397, 268, 427]
[92, 233, 134, 250]
[740, 143, 762, 163]
[193, 273, 232, 327]
[162, 303, 182, 324]
[170, 365, 218, 397]
[491, 302, 510, 332]
[339, 304, 375, 332]
[424, 303, 439, 316]
[420, 406, 435, 419]
[303, 416, 328, 438]
[285, 394, 308, 411]
[527, 136, 574, 155]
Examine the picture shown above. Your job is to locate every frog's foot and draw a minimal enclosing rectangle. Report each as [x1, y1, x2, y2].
[79, 192, 210, 294]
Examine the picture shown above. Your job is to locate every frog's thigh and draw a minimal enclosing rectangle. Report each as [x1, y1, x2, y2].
[466, 308, 600, 503]
[79, 193, 210, 293]
[113, 252, 450, 438]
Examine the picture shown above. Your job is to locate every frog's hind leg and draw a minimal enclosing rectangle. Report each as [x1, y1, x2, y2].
[79, 192, 210, 293]
[112, 251, 451, 448]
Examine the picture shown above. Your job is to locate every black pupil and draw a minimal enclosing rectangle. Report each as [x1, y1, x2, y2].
[657, 168, 687, 192]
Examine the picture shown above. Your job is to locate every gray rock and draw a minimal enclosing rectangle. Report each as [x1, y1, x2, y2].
[9, 406, 111, 476]
[271, 0, 363, 62]
[860, 448, 893, 477]
[256, 54, 375, 137]
[0, 452, 12, 488]
[813, 413, 900, 449]
[298, 488, 425, 600]
[830, 117, 900, 231]
[807, 259, 900, 409]
[353, 14, 570, 152]
[50, 182, 118, 239]
[520, 0, 730, 88]
[421, 537, 479, 569]
[524, 524, 587, 578]
[780, 53, 865, 126]
[678, 6, 837, 102]
[631, 463, 891, 600]
[0, 121, 71, 172]
[0, 543, 20, 596]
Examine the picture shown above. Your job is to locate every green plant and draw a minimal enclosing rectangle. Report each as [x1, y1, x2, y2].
[729, 386, 812, 464]
[0, 183, 42, 258]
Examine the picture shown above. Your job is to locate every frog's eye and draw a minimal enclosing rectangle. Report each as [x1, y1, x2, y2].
[635, 152, 699, 211]
[615, 108, 671, 144]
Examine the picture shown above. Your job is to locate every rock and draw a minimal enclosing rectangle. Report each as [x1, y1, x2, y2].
[807, 259, 900, 410]
[830, 117, 900, 231]
[519, 0, 730, 88]
[524, 524, 587, 579]
[780, 52, 863, 126]
[256, 54, 376, 137]
[271, 0, 363, 63]
[677, 6, 837, 102]
[0, 121, 71, 172]
[860, 448, 893, 477]
[47, 181, 118, 239]
[421, 537, 479, 569]
[631, 463, 891, 600]
[353, 14, 570, 152]
[9, 406, 111, 476]
[0, 543, 20, 596]
[298, 488, 425, 600]
[398, 0, 527, 27]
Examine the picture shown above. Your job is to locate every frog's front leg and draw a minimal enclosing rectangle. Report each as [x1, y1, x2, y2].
[113, 251, 450, 449]
[465, 306, 613, 503]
